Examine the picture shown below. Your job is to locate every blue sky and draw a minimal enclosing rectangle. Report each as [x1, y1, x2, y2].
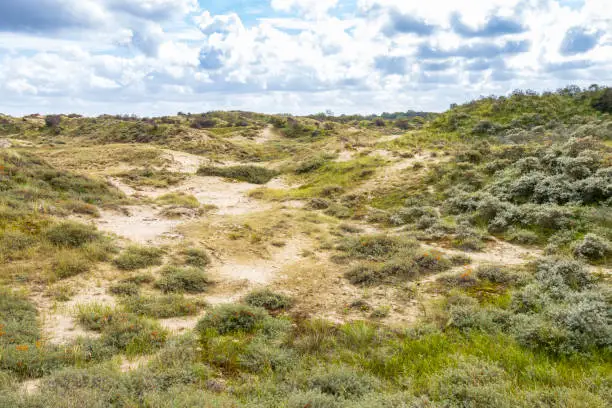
[0, 0, 610, 116]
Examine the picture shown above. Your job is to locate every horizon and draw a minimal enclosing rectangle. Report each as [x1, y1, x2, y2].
[1, 1, 611, 116]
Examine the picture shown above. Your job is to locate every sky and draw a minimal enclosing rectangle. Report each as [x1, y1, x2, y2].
[0, 0, 610, 116]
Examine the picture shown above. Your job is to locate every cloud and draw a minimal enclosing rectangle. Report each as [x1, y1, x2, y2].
[383, 9, 436, 36]
[559, 26, 602, 55]
[450, 13, 525, 37]
[417, 40, 531, 59]
[375, 56, 407, 75]
[0, 0, 105, 33]
[0, 1, 610, 115]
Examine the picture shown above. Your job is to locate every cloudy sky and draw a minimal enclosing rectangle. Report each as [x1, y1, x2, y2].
[0, 0, 610, 116]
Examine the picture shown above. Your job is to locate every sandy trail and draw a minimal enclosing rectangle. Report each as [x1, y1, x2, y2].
[254, 125, 278, 144]
[96, 206, 184, 243]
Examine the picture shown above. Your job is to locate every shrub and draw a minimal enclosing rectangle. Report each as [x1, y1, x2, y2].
[123, 295, 201, 318]
[243, 289, 293, 312]
[52, 250, 90, 278]
[45, 221, 100, 248]
[0, 290, 40, 345]
[155, 266, 210, 294]
[573, 234, 611, 262]
[182, 248, 210, 267]
[155, 192, 200, 208]
[591, 87, 612, 113]
[345, 263, 383, 286]
[413, 250, 452, 273]
[430, 356, 510, 407]
[196, 304, 268, 335]
[336, 234, 417, 260]
[113, 246, 164, 270]
[76, 303, 117, 332]
[510, 284, 552, 313]
[295, 156, 327, 174]
[286, 391, 342, 408]
[100, 313, 167, 354]
[238, 339, 295, 373]
[197, 165, 279, 184]
[108, 282, 140, 296]
[476, 264, 529, 285]
[535, 257, 592, 295]
[307, 366, 379, 399]
[307, 198, 331, 210]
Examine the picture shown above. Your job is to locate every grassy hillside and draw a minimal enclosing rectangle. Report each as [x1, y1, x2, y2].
[0, 86, 610, 407]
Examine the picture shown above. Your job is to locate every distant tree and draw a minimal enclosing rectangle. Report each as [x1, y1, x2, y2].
[592, 88, 612, 114]
[374, 118, 386, 127]
[45, 115, 61, 128]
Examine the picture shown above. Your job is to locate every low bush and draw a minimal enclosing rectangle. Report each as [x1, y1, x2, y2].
[243, 289, 293, 312]
[306, 366, 379, 399]
[336, 234, 417, 260]
[196, 304, 268, 335]
[76, 303, 116, 332]
[197, 165, 279, 184]
[122, 294, 202, 318]
[182, 248, 210, 267]
[345, 263, 383, 286]
[52, 250, 90, 279]
[155, 192, 200, 208]
[476, 264, 529, 285]
[108, 281, 140, 296]
[113, 246, 164, 270]
[573, 234, 611, 262]
[100, 313, 167, 355]
[155, 265, 210, 294]
[45, 221, 100, 248]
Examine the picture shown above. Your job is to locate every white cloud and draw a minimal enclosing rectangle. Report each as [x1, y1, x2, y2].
[0, 0, 610, 115]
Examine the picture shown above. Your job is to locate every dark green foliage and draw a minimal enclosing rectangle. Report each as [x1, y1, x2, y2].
[113, 246, 164, 270]
[155, 265, 210, 294]
[591, 87, 612, 113]
[295, 156, 328, 174]
[196, 304, 268, 335]
[244, 289, 293, 312]
[197, 165, 278, 184]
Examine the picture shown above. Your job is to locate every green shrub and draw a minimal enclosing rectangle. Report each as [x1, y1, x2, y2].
[155, 266, 210, 294]
[295, 156, 328, 174]
[113, 246, 164, 270]
[286, 391, 342, 408]
[429, 356, 511, 407]
[122, 295, 202, 318]
[243, 289, 293, 312]
[76, 303, 116, 332]
[336, 234, 417, 260]
[101, 313, 167, 354]
[476, 264, 529, 285]
[182, 248, 210, 267]
[306, 366, 379, 399]
[197, 165, 279, 184]
[52, 250, 91, 279]
[345, 263, 383, 286]
[573, 234, 611, 262]
[45, 221, 100, 248]
[238, 339, 295, 373]
[197, 304, 268, 335]
[108, 281, 140, 296]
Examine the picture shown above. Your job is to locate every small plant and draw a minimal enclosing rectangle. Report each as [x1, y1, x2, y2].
[113, 246, 163, 270]
[45, 221, 100, 248]
[573, 234, 611, 262]
[196, 304, 268, 335]
[109, 282, 140, 296]
[306, 366, 379, 399]
[122, 294, 202, 318]
[243, 289, 293, 312]
[155, 265, 210, 294]
[197, 165, 279, 184]
[76, 303, 117, 332]
[52, 250, 90, 279]
[182, 248, 211, 267]
[370, 306, 390, 319]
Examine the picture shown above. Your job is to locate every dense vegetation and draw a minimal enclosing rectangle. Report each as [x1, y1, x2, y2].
[0, 85, 610, 407]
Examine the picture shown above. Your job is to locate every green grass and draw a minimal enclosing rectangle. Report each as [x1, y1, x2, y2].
[155, 192, 200, 208]
[122, 294, 204, 318]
